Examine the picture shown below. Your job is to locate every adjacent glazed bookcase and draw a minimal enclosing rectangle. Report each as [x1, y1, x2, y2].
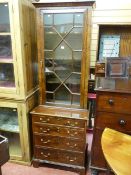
[0, 0, 38, 164]
[0, 0, 38, 99]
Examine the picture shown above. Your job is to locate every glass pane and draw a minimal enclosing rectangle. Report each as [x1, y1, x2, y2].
[65, 27, 83, 50]
[54, 13, 73, 37]
[45, 51, 54, 72]
[0, 3, 10, 32]
[0, 63, 15, 87]
[44, 27, 62, 50]
[0, 35, 12, 59]
[54, 41, 72, 81]
[73, 51, 82, 72]
[0, 131, 22, 157]
[0, 107, 19, 133]
[55, 85, 71, 105]
[46, 93, 54, 102]
[45, 51, 54, 60]
[74, 13, 83, 26]
[46, 72, 61, 91]
[65, 73, 81, 93]
[72, 95, 80, 105]
[44, 14, 53, 26]
[0, 107, 21, 157]
[95, 77, 115, 90]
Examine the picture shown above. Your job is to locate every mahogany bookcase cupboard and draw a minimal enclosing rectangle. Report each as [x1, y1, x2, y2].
[30, 1, 95, 175]
[0, 0, 38, 164]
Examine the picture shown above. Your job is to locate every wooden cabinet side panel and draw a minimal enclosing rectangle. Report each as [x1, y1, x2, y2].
[91, 129, 107, 169]
[20, 0, 38, 95]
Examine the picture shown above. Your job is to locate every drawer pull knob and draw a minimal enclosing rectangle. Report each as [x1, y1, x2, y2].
[41, 152, 43, 155]
[40, 118, 43, 121]
[108, 99, 114, 105]
[119, 119, 126, 126]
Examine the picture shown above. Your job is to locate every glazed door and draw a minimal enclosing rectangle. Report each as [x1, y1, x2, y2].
[0, 2, 15, 88]
[0, 1, 20, 96]
[37, 7, 91, 108]
[0, 103, 22, 160]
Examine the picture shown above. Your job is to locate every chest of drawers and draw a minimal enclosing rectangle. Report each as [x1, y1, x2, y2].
[90, 91, 131, 173]
[30, 105, 88, 175]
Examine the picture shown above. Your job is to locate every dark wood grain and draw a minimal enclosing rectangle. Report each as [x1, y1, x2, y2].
[91, 91, 131, 173]
[30, 105, 88, 175]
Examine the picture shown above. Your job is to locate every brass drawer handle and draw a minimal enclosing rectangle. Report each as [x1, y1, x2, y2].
[40, 139, 51, 144]
[66, 143, 77, 148]
[70, 132, 78, 136]
[67, 121, 71, 124]
[44, 153, 50, 158]
[119, 119, 126, 126]
[108, 99, 114, 105]
[57, 127, 60, 132]
[67, 156, 76, 162]
[42, 129, 50, 133]
[39, 117, 50, 122]
[41, 153, 51, 157]
[69, 159, 76, 162]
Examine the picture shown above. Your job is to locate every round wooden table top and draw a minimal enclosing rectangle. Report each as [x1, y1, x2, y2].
[101, 128, 131, 175]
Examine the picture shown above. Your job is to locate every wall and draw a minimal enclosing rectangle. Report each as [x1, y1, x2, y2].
[90, 0, 131, 67]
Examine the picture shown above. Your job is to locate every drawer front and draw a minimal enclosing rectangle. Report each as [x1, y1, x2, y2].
[96, 112, 131, 132]
[32, 115, 86, 128]
[34, 134, 85, 152]
[34, 147, 84, 166]
[33, 123, 85, 139]
[97, 93, 131, 114]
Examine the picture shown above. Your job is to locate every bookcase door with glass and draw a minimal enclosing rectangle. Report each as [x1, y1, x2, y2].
[36, 6, 92, 108]
[0, 0, 38, 99]
[0, 102, 22, 161]
[0, 2, 16, 92]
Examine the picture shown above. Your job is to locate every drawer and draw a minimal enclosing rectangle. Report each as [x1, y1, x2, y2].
[34, 134, 85, 152]
[34, 146, 85, 166]
[97, 93, 131, 114]
[32, 115, 86, 128]
[33, 123, 85, 139]
[96, 112, 131, 132]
